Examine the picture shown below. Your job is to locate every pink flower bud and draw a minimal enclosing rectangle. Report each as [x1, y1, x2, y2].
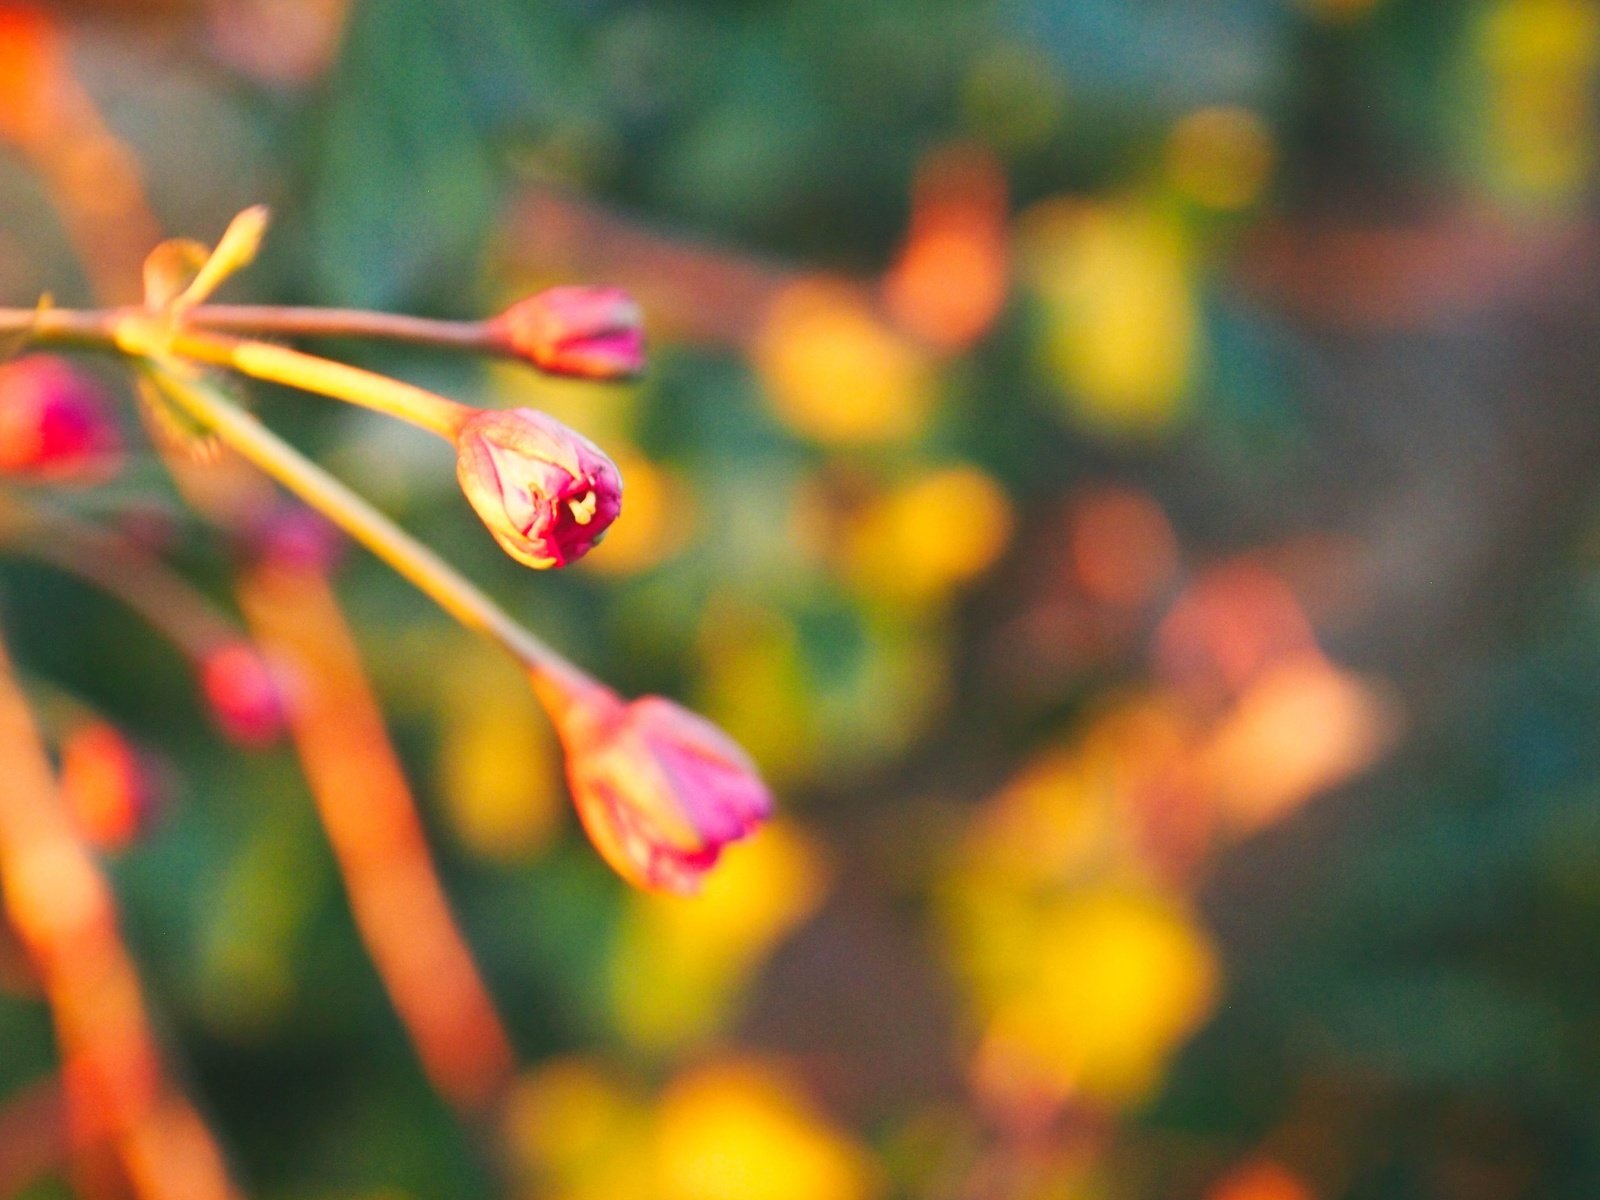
[455, 408, 623, 569]
[199, 641, 291, 748]
[489, 287, 646, 380]
[545, 679, 773, 894]
[58, 722, 162, 851]
[0, 355, 122, 482]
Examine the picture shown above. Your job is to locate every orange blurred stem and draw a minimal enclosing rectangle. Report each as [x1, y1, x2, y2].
[136, 360, 593, 696]
[239, 559, 516, 1116]
[0, 633, 240, 1199]
[0, 496, 240, 662]
[0, 1073, 69, 1197]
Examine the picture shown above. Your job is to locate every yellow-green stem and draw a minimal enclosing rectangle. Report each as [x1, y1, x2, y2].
[113, 319, 474, 441]
[137, 359, 587, 693]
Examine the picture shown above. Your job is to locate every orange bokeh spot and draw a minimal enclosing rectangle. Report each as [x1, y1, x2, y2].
[58, 723, 150, 852]
[1155, 561, 1318, 701]
[1068, 486, 1179, 608]
[883, 142, 1010, 350]
[0, 4, 62, 146]
[1209, 1158, 1317, 1200]
[1200, 653, 1397, 833]
[755, 277, 936, 444]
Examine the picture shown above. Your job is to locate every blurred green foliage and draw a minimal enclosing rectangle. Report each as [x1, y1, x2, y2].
[5, 0, 1600, 1197]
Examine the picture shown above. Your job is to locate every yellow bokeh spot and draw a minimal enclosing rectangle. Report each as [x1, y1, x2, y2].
[754, 277, 938, 444]
[966, 748, 1113, 889]
[1477, 0, 1600, 201]
[1166, 106, 1277, 211]
[1020, 198, 1199, 435]
[436, 643, 561, 862]
[504, 1057, 653, 1197]
[695, 600, 817, 785]
[654, 1059, 879, 1200]
[580, 444, 696, 577]
[843, 466, 1014, 606]
[941, 698, 1201, 1022]
[975, 886, 1220, 1108]
[486, 357, 639, 447]
[610, 821, 829, 1052]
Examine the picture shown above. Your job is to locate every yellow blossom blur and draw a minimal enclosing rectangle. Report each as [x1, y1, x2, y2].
[608, 820, 829, 1052]
[654, 1059, 879, 1200]
[503, 1057, 655, 1199]
[1476, 0, 1600, 202]
[1166, 107, 1277, 212]
[579, 444, 696, 577]
[436, 643, 562, 862]
[754, 277, 938, 444]
[694, 599, 818, 786]
[841, 465, 1013, 607]
[1020, 198, 1199, 435]
[972, 885, 1220, 1110]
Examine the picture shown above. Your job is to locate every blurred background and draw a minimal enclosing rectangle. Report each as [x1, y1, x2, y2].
[3, 0, 1600, 1196]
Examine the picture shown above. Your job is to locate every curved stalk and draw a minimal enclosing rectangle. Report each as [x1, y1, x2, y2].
[114, 319, 473, 441]
[135, 358, 590, 695]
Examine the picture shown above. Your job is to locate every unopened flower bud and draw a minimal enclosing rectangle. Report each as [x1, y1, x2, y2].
[0, 355, 122, 482]
[58, 722, 162, 851]
[489, 287, 646, 380]
[455, 408, 622, 569]
[200, 641, 291, 748]
[543, 678, 772, 895]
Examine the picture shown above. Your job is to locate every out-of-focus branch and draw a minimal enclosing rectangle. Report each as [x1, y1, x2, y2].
[0, 1074, 68, 1197]
[0, 632, 238, 1200]
[0, 7, 161, 302]
[1236, 203, 1596, 332]
[238, 555, 517, 1117]
[0, 496, 240, 661]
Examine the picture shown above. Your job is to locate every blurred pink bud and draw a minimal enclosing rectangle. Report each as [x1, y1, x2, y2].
[245, 505, 344, 574]
[58, 721, 162, 851]
[200, 641, 291, 748]
[489, 286, 646, 379]
[455, 408, 623, 569]
[0, 355, 122, 482]
[544, 678, 773, 894]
